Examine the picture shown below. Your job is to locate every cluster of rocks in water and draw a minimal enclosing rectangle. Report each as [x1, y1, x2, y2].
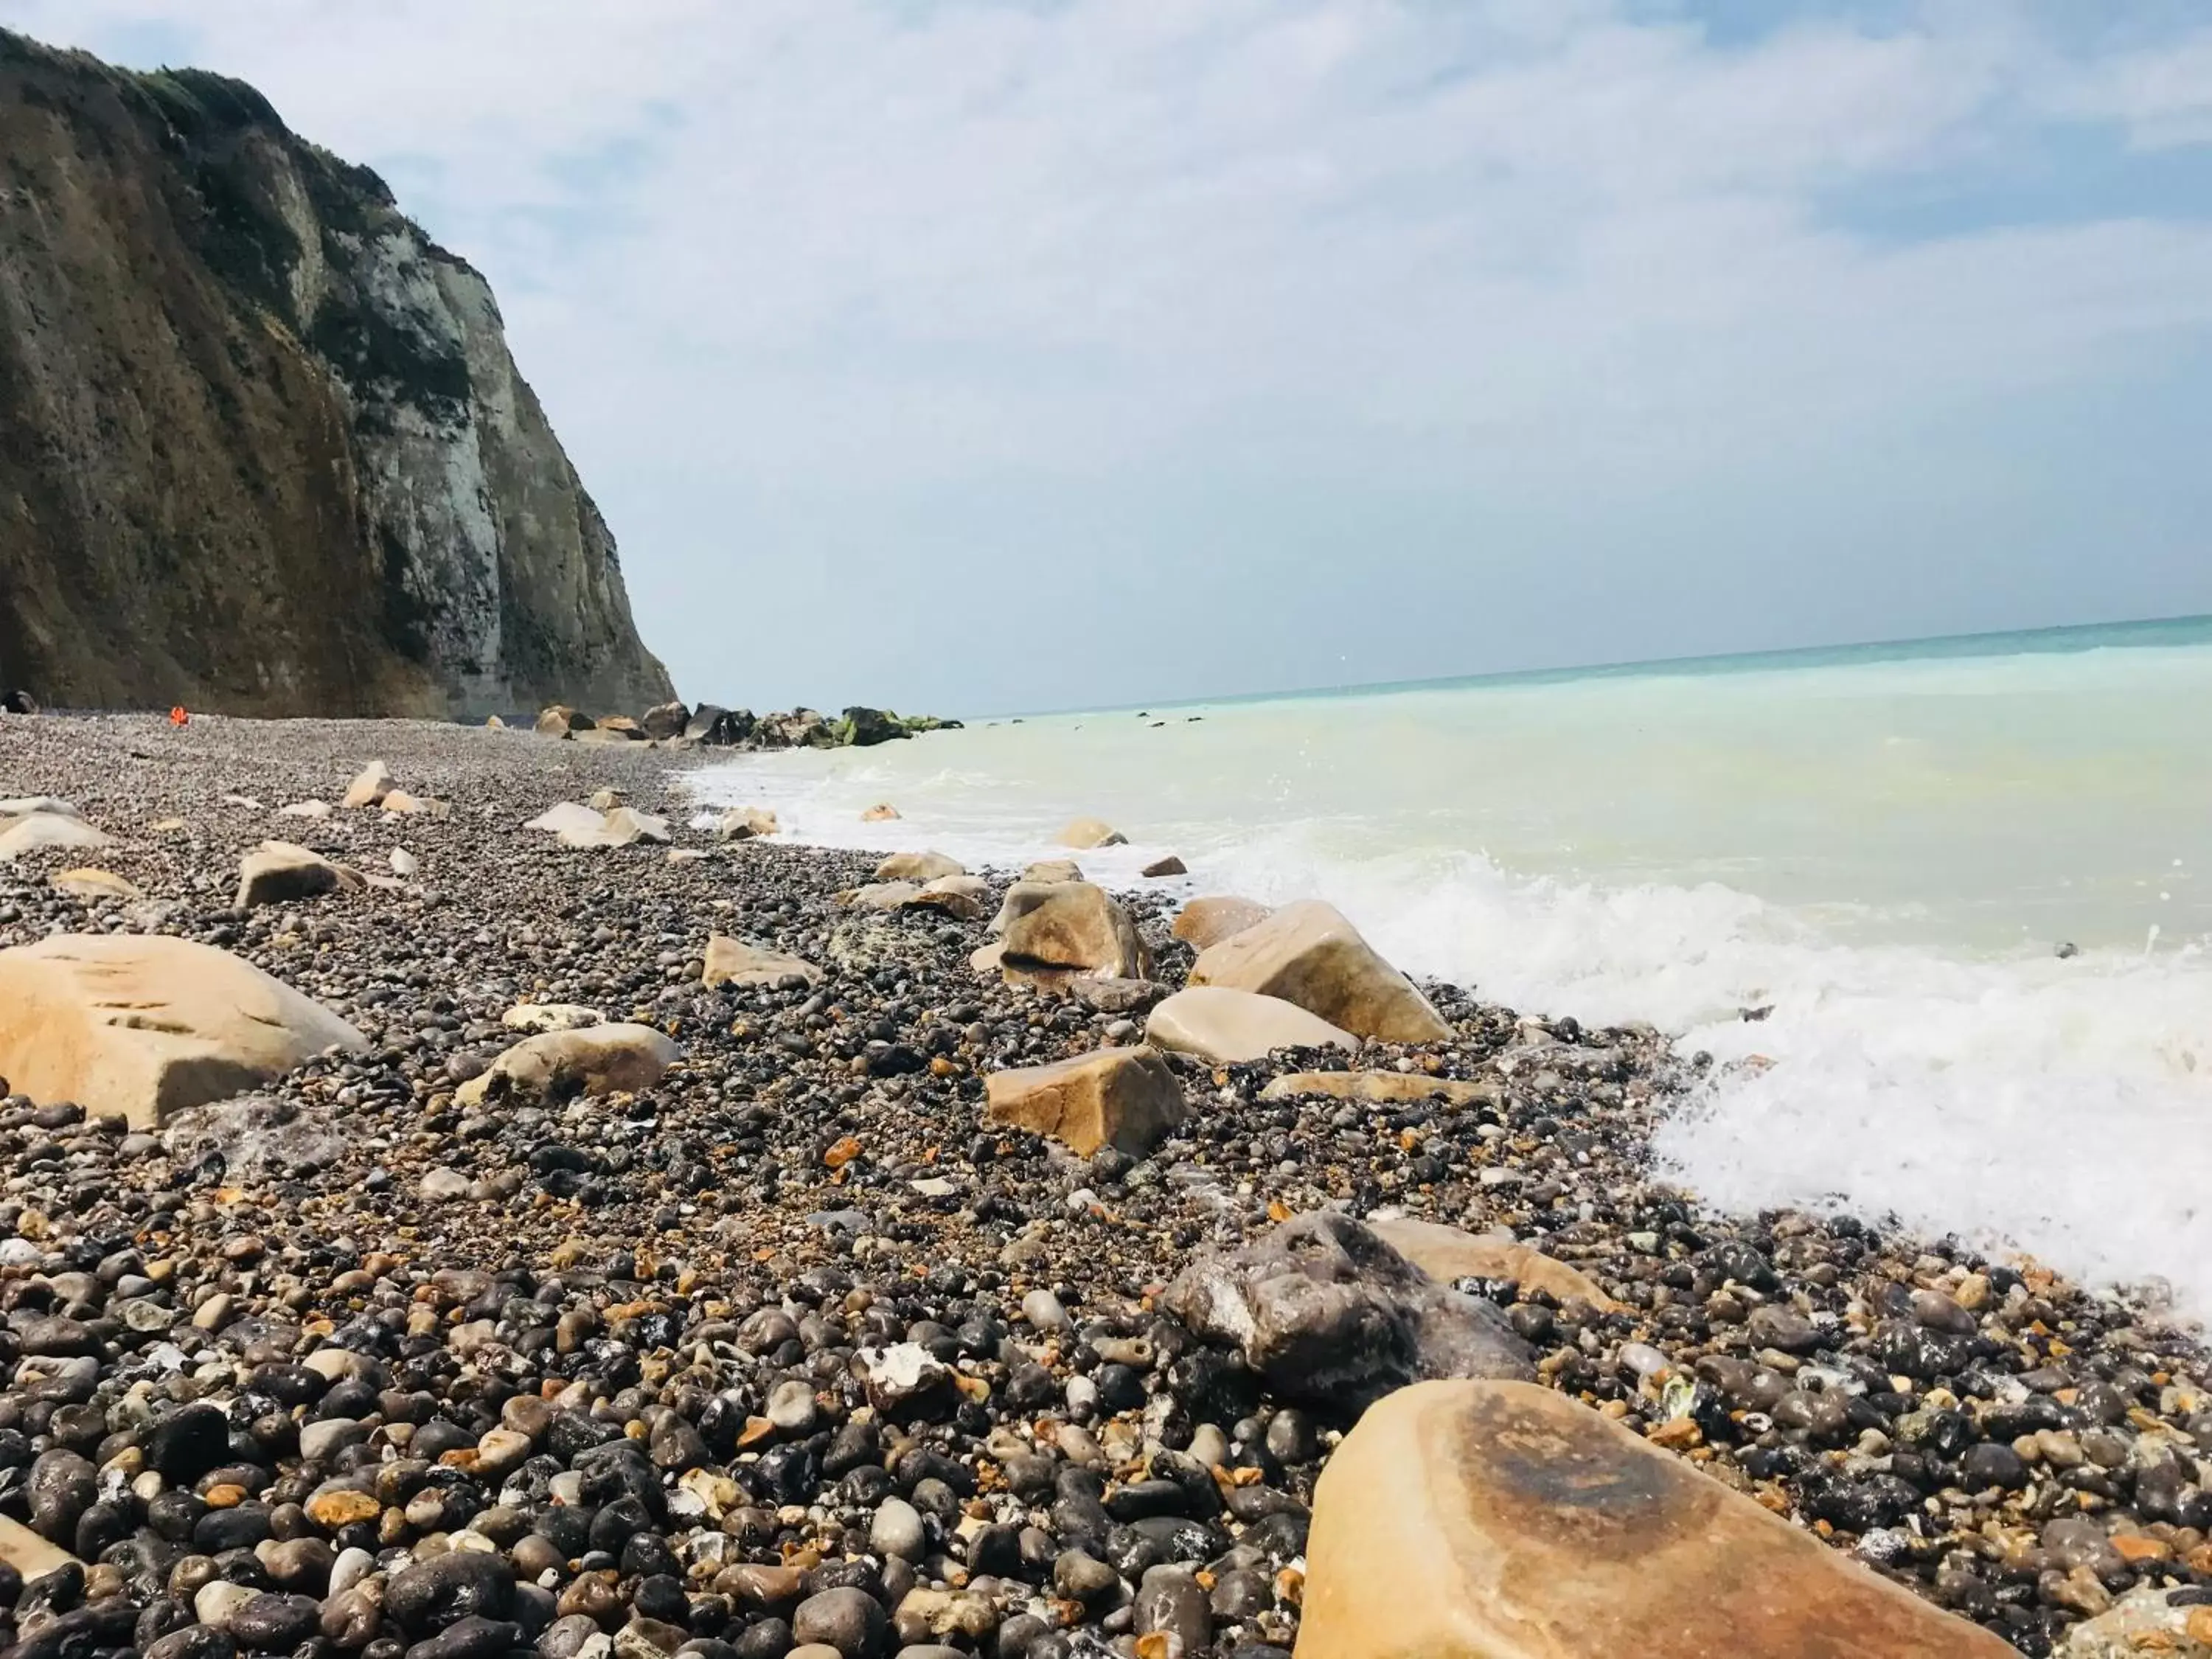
[530, 706, 955, 754]
[0, 714, 2209, 1658]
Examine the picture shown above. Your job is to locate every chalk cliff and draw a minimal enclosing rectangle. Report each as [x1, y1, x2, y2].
[0, 30, 673, 716]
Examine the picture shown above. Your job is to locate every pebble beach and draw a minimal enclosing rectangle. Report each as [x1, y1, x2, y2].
[1, 712, 2208, 1659]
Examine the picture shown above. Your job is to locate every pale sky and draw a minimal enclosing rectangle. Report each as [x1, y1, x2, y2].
[8, 1, 2212, 715]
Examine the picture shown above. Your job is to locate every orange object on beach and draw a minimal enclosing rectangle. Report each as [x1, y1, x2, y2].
[169, 706, 189, 726]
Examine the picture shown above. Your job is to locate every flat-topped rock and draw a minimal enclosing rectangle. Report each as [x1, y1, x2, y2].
[1021, 859, 1083, 885]
[861, 803, 901, 822]
[984, 1048, 1186, 1158]
[1364, 1216, 1624, 1312]
[1145, 987, 1355, 1065]
[704, 936, 824, 989]
[0, 933, 366, 1128]
[874, 850, 963, 883]
[901, 874, 989, 921]
[456, 1023, 679, 1107]
[1260, 1070, 1500, 1108]
[0, 811, 112, 861]
[1001, 883, 1146, 979]
[1172, 895, 1270, 950]
[49, 867, 142, 902]
[1296, 1380, 2016, 1659]
[1189, 899, 1449, 1043]
[235, 841, 364, 909]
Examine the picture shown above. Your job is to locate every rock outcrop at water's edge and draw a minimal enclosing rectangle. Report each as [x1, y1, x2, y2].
[0, 29, 673, 717]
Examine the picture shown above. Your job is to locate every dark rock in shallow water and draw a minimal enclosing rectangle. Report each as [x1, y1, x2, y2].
[1164, 1211, 1534, 1413]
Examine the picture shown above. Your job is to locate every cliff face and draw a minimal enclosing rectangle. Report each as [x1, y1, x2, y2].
[0, 31, 674, 717]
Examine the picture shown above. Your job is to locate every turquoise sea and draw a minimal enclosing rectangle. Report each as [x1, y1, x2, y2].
[693, 616, 2212, 1316]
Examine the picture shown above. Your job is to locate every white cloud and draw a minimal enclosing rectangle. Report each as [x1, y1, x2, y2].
[6, 0, 2211, 703]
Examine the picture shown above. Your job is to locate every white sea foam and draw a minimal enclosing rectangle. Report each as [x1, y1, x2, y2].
[687, 629, 2212, 1315]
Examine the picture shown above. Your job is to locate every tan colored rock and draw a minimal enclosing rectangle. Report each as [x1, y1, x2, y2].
[717, 806, 779, 840]
[970, 941, 1007, 977]
[1364, 1217, 1624, 1312]
[1297, 1380, 2016, 1659]
[526, 801, 607, 838]
[340, 762, 392, 809]
[1058, 816, 1127, 849]
[703, 936, 824, 989]
[1144, 987, 1354, 1065]
[455, 1023, 679, 1107]
[641, 700, 690, 740]
[848, 880, 922, 911]
[501, 1003, 602, 1033]
[861, 803, 902, 822]
[276, 799, 333, 820]
[50, 868, 142, 902]
[378, 788, 447, 817]
[984, 1048, 1186, 1157]
[1141, 855, 1187, 878]
[1172, 895, 1270, 950]
[234, 841, 364, 910]
[874, 850, 964, 883]
[536, 705, 594, 736]
[590, 790, 628, 813]
[1021, 859, 1083, 885]
[0, 812, 112, 861]
[901, 874, 990, 922]
[1189, 900, 1447, 1043]
[597, 714, 644, 737]
[1259, 1071, 1500, 1108]
[0, 1512, 83, 1582]
[600, 807, 670, 845]
[1002, 883, 1146, 978]
[0, 933, 366, 1128]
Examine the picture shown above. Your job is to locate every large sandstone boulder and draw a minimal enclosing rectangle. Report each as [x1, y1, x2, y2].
[1021, 859, 1083, 885]
[1163, 1211, 1531, 1413]
[1001, 883, 1146, 979]
[1259, 1070, 1500, 1108]
[1144, 987, 1354, 1065]
[641, 700, 690, 740]
[0, 934, 366, 1128]
[0, 812, 112, 861]
[1189, 900, 1448, 1043]
[455, 1024, 679, 1107]
[235, 841, 364, 909]
[875, 851, 964, 883]
[984, 1048, 1186, 1157]
[1364, 1217, 1624, 1313]
[1172, 895, 1270, 950]
[1297, 1380, 2014, 1659]
[1057, 817, 1127, 849]
[703, 937, 824, 990]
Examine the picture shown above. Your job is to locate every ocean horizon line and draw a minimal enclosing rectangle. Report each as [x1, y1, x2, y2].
[974, 608, 2212, 723]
